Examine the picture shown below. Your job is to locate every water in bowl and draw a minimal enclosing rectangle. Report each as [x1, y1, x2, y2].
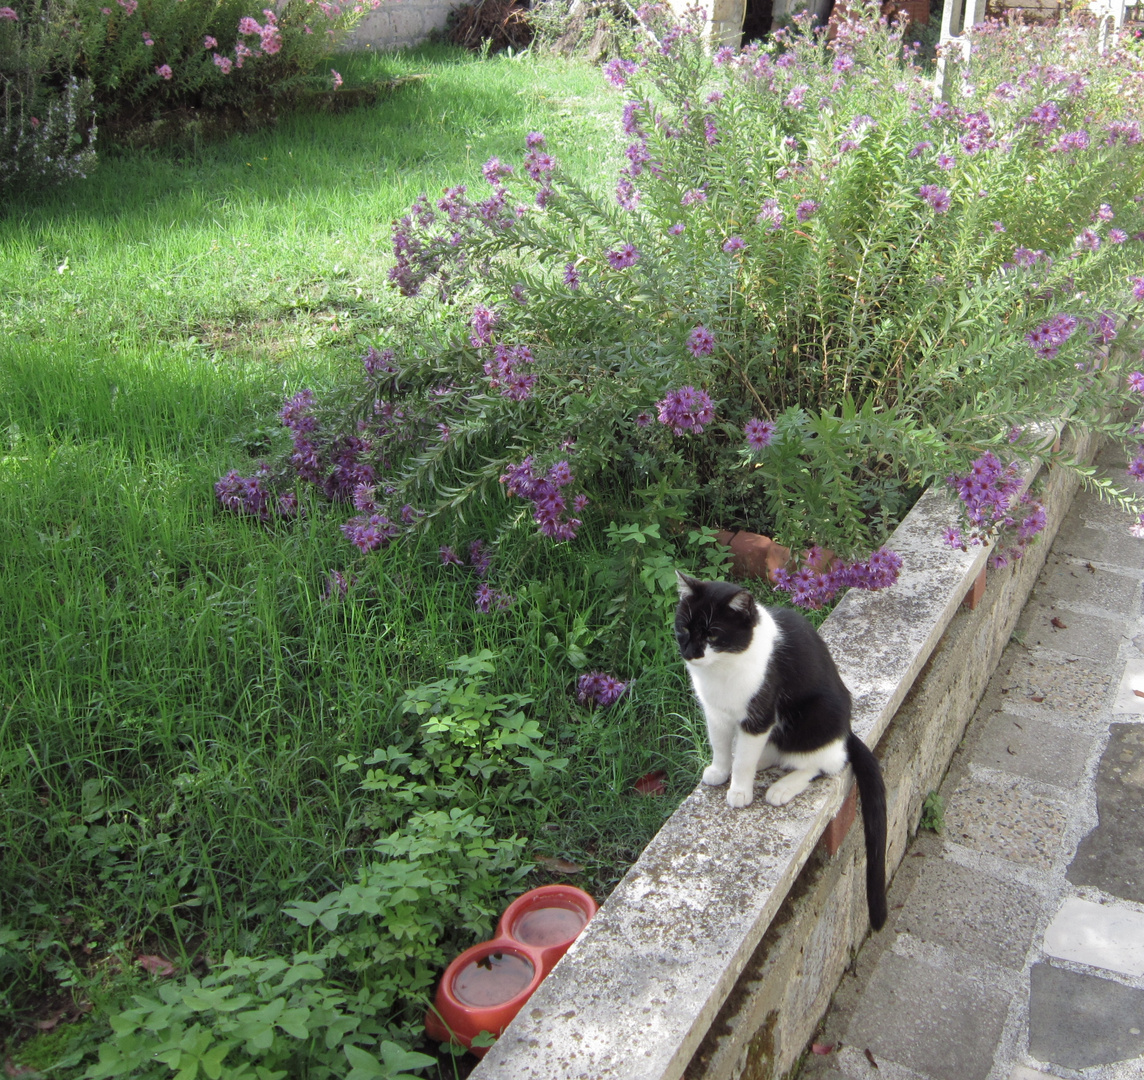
[512, 905, 587, 948]
[453, 951, 535, 1007]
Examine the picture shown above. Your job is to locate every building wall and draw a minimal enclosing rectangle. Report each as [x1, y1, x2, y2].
[349, 0, 457, 51]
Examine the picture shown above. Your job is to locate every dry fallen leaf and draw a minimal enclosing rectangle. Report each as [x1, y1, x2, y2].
[535, 856, 585, 874]
[1050, 617, 1067, 629]
[864, 1047, 880, 1069]
[634, 769, 667, 796]
[136, 954, 176, 977]
[35, 1010, 66, 1033]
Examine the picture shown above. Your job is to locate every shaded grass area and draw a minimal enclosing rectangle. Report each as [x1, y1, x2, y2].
[0, 46, 705, 1073]
[0, 46, 621, 363]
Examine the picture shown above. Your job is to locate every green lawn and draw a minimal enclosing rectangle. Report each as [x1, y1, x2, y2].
[0, 45, 711, 1075]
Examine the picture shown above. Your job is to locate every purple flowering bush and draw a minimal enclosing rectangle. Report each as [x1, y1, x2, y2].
[218, 4, 1144, 619]
[363, 2, 1144, 578]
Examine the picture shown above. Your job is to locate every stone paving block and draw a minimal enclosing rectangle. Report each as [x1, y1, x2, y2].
[893, 853, 1041, 969]
[1035, 554, 1144, 617]
[1043, 896, 1144, 978]
[994, 648, 1115, 719]
[1111, 658, 1144, 715]
[1028, 961, 1144, 1069]
[1014, 600, 1125, 661]
[968, 712, 1094, 790]
[943, 774, 1067, 871]
[1070, 486, 1140, 529]
[842, 951, 1009, 1080]
[1052, 516, 1144, 570]
[1068, 723, 1144, 903]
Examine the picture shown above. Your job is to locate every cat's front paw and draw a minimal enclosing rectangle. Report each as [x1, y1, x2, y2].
[726, 785, 755, 809]
[702, 765, 731, 787]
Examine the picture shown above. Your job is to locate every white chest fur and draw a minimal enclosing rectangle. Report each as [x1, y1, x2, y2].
[684, 607, 780, 726]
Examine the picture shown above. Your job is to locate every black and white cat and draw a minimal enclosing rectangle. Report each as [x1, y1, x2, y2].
[675, 571, 888, 931]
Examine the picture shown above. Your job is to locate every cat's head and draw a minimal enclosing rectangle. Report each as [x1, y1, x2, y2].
[674, 572, 758, 665]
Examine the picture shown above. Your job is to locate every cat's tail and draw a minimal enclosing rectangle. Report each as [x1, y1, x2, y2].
[846, 732, 888, 932]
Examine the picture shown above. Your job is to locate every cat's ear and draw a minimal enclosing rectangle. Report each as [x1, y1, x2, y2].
[676, 571, 701, 599]
[728, 589, 756, 616]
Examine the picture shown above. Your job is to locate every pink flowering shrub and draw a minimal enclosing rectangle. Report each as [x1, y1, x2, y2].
[57, 0, 382, 124]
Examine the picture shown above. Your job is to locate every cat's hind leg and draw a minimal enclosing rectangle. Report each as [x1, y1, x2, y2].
[765, 768, 819, 806]
[765, 738, 847, 806]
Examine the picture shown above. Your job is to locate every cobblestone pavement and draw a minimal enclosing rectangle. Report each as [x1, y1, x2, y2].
[798, 444, 1144, 1080]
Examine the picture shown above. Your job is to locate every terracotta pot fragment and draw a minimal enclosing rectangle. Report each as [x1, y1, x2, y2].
[715, 530, 792, 583]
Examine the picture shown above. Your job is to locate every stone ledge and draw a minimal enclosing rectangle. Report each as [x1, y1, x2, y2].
[471, 430, 1096, 1080]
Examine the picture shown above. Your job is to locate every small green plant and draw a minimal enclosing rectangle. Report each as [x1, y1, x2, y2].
[919, 791, 945, 834]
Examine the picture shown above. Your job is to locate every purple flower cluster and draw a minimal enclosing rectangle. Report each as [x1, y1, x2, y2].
[656, 386, 714, 435]
[1074, 228, 1100, 252]
[796, 199, 819, 223]
[470, 304, 498, 347]
[756, 199, 784, 231]
[1051, 130, 1090, 153]
[946, 453, 1046, 567]
[958, 111, 994, 155]
[604, 57, 638, 87]
[1026, 313, 1078, 358]
[576, 671, 627, 707]
[616, 175, 642, 211]
[483, 343, 537, 401]
[390, 134, 536, 297]
[278, 389, 324, 487]
[771, 546, 903, 609]
[440, 538, 493, 576]
[340, 513, 400, 553]
[947, 452, 1023, 528]
[1013, 246, 1048, 268]
[500, 457, 585, 541]
[324, 434, 374, 502]
[474, 583, 514, 612]
[362, 346, 396, 376]
[1024, 100, 1060, 131]
[607, 243, 640, 270]
[215, 466, 292, 521]
[918, 184, 951, 214]
[744, 417, 776, 449]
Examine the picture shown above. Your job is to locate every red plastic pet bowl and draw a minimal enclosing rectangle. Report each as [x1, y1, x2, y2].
[497, 884, 598, 975]
[424, 884, 596, 1056]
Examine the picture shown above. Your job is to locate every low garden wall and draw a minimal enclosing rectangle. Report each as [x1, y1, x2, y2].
[470, 425, 1098, 1080]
